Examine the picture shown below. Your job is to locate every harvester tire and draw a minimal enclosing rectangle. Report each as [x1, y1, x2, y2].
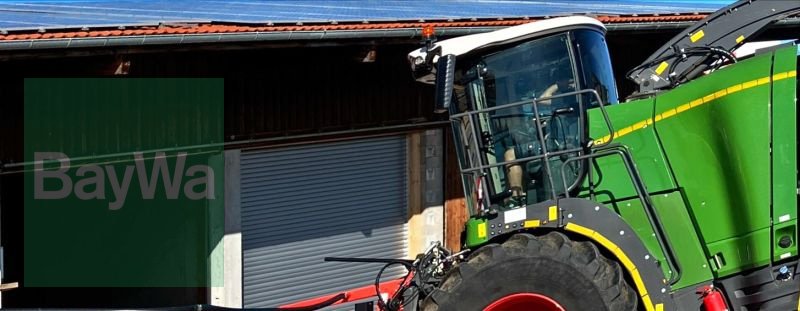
[420, 232, 638, 311]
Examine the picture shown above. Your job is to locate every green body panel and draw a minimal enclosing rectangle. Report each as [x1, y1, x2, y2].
[465, 217, 489, 247]
[616, 192, 713, 289]
[705, 227, 771, 275]
[654, 51, 773, 248]
[651, 48, 799, 277]
[770, 46, 799, 262]
[585, 97, 676, 202]
[613, 197, 667, 270]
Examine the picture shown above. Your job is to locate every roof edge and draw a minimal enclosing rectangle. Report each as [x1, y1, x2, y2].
[5, 14, 798, 52]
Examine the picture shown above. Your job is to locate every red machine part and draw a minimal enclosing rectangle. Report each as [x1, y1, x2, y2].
[697, 285, 729, 311]
[483, 293, 566, 311]
[279, 277, 406, 310]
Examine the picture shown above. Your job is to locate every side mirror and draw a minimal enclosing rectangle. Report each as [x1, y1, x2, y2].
[434, 54, 456, 114]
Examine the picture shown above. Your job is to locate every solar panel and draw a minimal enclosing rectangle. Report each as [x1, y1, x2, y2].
[0, 0, 731, 31]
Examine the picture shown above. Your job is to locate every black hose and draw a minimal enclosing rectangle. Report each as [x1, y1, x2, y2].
[626, 46, 737, 86]
[375, 261, 415, 311]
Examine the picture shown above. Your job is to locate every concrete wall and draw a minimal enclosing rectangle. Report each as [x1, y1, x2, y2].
[211, 150, 243, 308]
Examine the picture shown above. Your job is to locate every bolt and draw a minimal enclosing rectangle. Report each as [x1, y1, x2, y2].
[661, 288, 666, 293]
[567, 213, 573, 219]
[594, 206, 600, 211]
[645, 255, 650, 260]
[620, 230, 625, 236]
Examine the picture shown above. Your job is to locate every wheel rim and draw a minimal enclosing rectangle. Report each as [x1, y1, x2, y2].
[483, 293, 566, 311]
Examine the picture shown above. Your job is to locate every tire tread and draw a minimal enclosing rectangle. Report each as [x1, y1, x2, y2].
[421, 232, 639, 311]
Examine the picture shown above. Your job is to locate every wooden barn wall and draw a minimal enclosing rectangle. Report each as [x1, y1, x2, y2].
[0, 43, 436, 165]
[0, 42, 437, 308]
[125, 45, 437, 141]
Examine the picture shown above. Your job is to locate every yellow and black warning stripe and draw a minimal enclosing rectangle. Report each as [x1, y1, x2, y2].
[594, 70, 797, 145]
[565, 222, 665, 311]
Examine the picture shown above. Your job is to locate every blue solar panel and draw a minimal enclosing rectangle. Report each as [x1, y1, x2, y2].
[0, 0, 733, 31]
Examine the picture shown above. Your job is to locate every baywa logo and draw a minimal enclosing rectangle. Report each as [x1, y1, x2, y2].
[24, 78, 224, 287]
[34, 151, 216, 210]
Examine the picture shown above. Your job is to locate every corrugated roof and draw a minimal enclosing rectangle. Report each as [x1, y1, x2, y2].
[1, 0, 731, 30]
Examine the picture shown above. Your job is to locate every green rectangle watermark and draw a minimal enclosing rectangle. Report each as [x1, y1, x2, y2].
[24, 78, 224, 287]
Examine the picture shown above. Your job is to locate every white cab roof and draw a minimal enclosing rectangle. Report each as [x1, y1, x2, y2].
[409, 16, 605, 64]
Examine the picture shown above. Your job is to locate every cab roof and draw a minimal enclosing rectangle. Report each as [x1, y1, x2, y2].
[408, 16, 605, 84]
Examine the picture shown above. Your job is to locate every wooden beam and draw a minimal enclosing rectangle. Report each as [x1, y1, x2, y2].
[443, 128, 468, 251]
[0, 282, 18, 292]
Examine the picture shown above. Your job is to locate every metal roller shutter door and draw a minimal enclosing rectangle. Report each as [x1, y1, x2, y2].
[241, 135, 409, 308]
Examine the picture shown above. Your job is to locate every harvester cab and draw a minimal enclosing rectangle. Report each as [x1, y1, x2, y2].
[409, 17, 618, 214]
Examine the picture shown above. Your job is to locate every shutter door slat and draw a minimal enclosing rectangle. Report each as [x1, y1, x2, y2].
[242, 136, 408, 308]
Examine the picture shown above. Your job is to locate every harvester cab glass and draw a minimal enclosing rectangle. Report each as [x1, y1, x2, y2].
[446, 28, 617, 214]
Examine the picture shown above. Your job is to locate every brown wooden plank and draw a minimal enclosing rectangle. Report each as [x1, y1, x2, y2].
[443, 128, 468, 251]
[0, 282, 18, 291]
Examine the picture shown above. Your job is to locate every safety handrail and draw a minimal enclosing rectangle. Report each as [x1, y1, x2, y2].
[560, 145, 682, 286]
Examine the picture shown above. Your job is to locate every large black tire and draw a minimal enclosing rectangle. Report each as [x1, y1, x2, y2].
[421, 232, 638, 311]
